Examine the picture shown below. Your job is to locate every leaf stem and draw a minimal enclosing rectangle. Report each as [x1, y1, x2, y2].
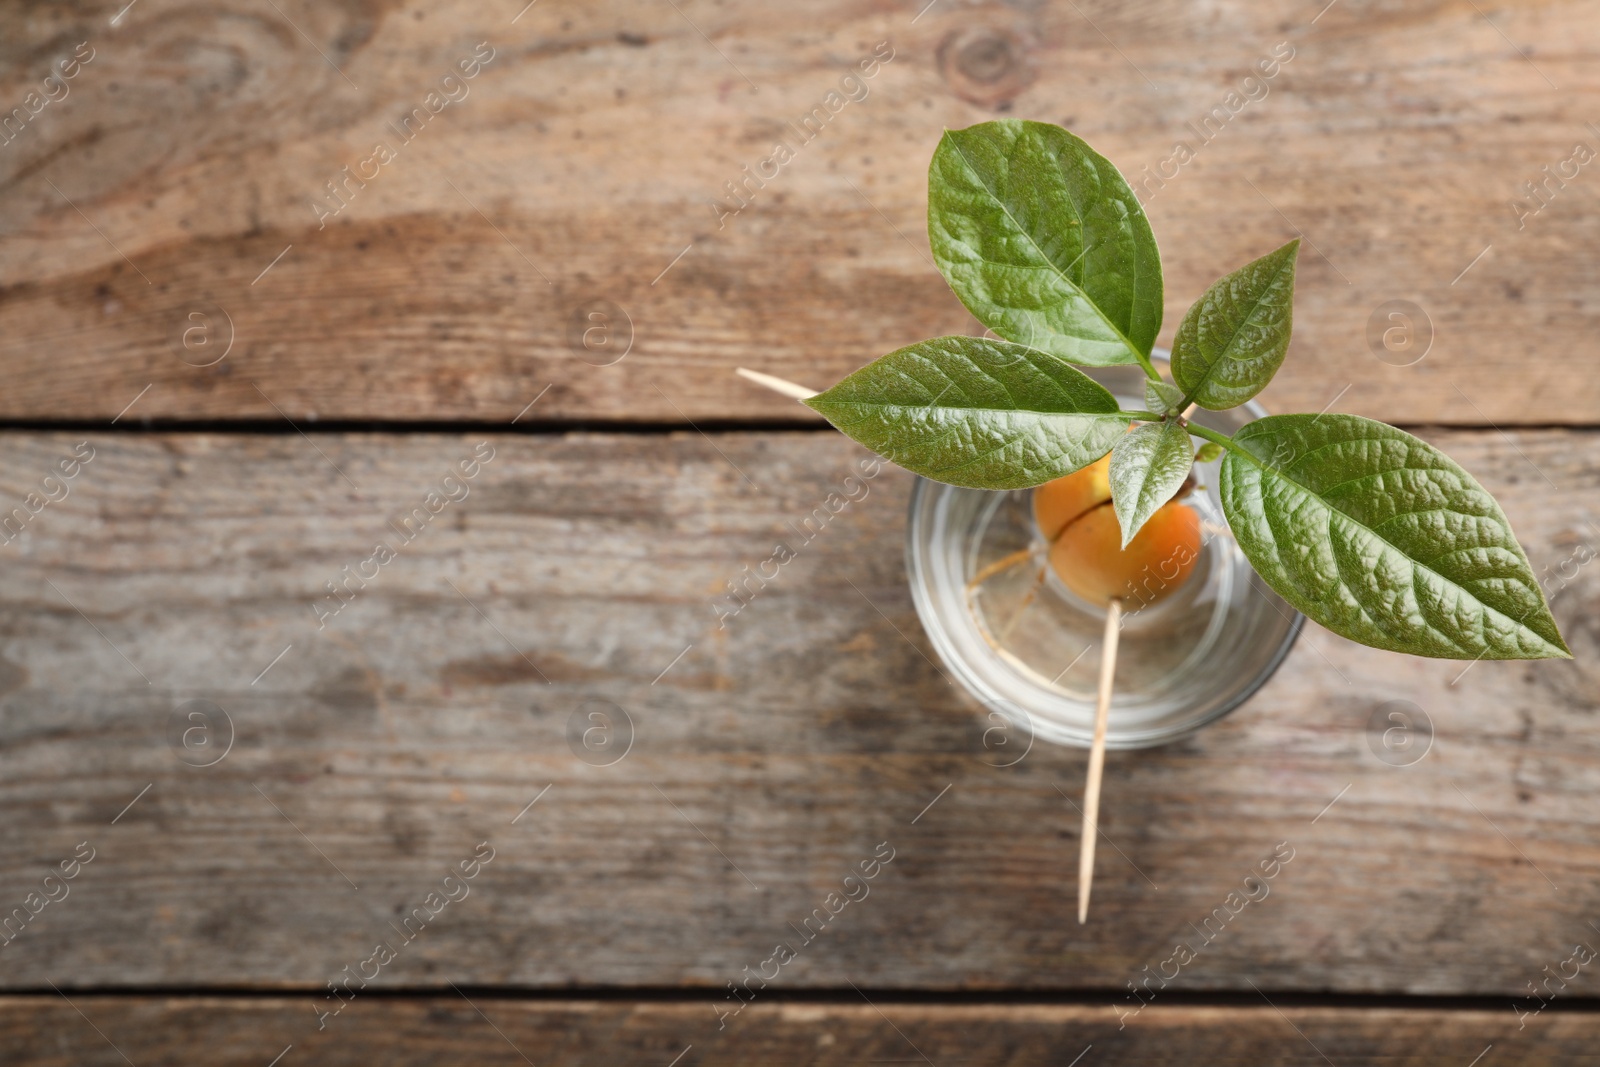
[1183, 421, 1246, 457]
[1119, 409, 1165, 422]
[1132, 348, 1160, 381]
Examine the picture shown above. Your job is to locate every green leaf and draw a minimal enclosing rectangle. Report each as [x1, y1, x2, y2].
[1171, 239, 1300, 410]
[803, 336, 1128, 490]
[1194, 442, 1224, 464]
[1219, 414, 1570, 660]
[928, 120, 1162, 368]
[1109, 420, 1195, 547]
[1145, 378, 1186, 415]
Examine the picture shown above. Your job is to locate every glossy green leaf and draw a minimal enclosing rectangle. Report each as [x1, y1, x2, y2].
[803, 336, 1128, 490]
[1194, 442, 1224, 464]
[1172, 240, 1299, 410]
[928, 119, 1162, 367]
[1109, 420, 1195, 547]
[1220, 414, 1570, 660]
[1145, 378, 1186, 415]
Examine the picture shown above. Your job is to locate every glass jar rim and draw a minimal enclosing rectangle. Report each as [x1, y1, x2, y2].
[903, 349, 1304, 750]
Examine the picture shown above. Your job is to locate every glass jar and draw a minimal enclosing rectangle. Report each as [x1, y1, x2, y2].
[905, 352, 1303, 750]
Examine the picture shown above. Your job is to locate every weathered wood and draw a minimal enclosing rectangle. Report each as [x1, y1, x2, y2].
[3, 997, 1598, 1065]
[0, 428, 1593, 997]
[0, 1, 1597, 423]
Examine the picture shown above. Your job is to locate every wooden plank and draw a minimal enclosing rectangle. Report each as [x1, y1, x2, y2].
[0, 428, 1593, 994]
[3, 997, 1598, 1066]
[0, 2, 1597, 424]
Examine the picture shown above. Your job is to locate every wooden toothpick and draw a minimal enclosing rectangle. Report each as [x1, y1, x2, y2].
[747, 356, 1124, 921]
[736, 367, 818, 401]
[1079, 596, 1123, 924]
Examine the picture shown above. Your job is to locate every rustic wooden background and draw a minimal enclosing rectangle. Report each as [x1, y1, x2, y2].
[1, 0, 1598, 1063]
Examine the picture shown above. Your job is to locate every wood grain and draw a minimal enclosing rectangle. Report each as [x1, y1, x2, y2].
[0, 1, 1597, 424]
[0, 428, 1593, 995]
[4, 997, 1598, 1066]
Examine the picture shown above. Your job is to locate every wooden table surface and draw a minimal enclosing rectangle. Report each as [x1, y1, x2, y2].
[2, 1, 1598, 1064]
